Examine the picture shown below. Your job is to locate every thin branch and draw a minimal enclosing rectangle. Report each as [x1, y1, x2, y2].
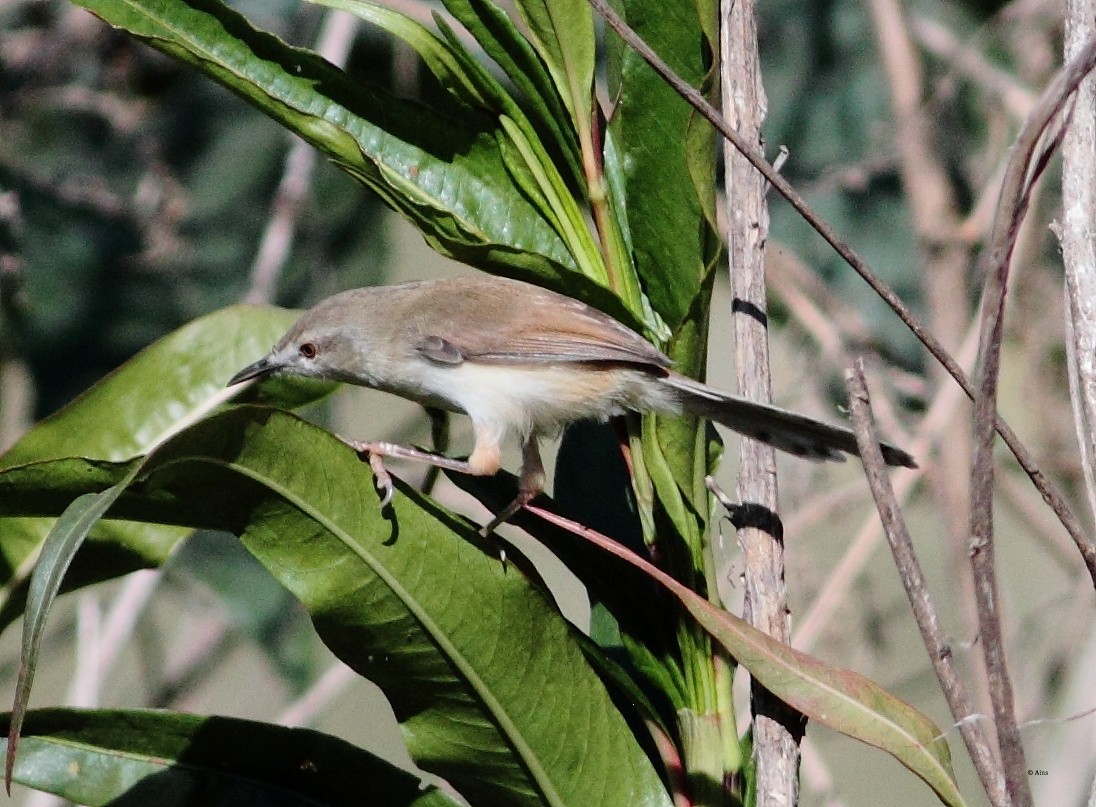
[866, 0, 977, 636]
[967, 36, 1096, 807]
[586, 0, 1095, 580]
[794, 317, 981, 652]
[845, 358, 1007, 807]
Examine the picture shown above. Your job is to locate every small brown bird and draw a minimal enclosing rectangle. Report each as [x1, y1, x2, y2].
[229, 275, 914, 532]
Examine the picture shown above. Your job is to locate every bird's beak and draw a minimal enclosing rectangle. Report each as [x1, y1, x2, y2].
[227, 355, 280, 387]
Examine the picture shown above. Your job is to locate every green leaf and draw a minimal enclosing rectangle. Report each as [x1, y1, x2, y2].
[152, 408, 672, 807]
[0, 408, 674, 807]
[1, 305, 305, 470]
[604, 0, 720, 327]
[526, 507, 968, 807]
[0, 306, 320, 622]
[307, 0, 614, 299]
[5, 467, 140, 788]
[512, 0, 595, 146]
[3, 708, 460, 806]
[71, 0, 578, 278]
[441, 0, 584, 190]
[447, 457, 690, 716]
[424, 11, 608, 291]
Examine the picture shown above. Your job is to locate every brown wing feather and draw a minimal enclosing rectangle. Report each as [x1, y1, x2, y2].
[409, 275, 671, 370]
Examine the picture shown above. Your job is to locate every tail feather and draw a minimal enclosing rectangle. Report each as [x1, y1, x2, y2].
[660, 373, 916, 468]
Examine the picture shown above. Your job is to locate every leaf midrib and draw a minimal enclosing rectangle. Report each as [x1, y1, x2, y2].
[159, 454, 567, 807]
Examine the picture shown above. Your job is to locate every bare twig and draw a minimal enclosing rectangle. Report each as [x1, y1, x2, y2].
[795, 317, 981, 652]
[912, 15, 1037, 121]
[586, 0, 1094, 577]
[243, 9, 359, 305]
[721, 0, 800, 801]
[845, 358, 1007, 807]
[968, 37, 1096, 807]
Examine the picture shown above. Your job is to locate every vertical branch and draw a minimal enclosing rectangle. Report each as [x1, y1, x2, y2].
[845, 359, 1007, 807]
[967, 35, 1096, 807]
[721, 0, 802, 802]
[1061, 0, 1096, 534]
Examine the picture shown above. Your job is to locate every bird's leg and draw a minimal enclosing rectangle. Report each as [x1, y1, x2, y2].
[480, 437, 545, 537]
[341, 438, 486, 507]
[341, 431, 503, 510]
[343, 431, 541, 538]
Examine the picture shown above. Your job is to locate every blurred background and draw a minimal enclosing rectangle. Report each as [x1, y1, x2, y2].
[1, 0, 1093, 804]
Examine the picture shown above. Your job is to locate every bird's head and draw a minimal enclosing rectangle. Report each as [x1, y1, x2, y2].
[228, 293, 375, 387]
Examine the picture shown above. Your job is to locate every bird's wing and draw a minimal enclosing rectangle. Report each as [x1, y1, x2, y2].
[412, 277, 671, 370]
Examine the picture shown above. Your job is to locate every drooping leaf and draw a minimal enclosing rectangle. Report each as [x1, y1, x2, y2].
[307, 0, 624, 311]
[511, 0, 595, 149]
[3, 708, 461, 806]
[1, 305, 308, 471]
[525, 506, 968, 807]
[5, 467, 139, 789]
[441, 0, 584, 190]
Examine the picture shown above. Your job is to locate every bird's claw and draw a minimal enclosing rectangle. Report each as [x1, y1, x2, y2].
[368, 451, 395, 507]
[345, 438, 395, 508]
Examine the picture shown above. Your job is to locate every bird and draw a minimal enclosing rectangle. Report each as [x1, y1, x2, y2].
[228, 274, 915, 533]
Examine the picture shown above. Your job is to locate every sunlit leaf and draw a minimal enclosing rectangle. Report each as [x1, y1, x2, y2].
[0, 306, 320, 621]
[0, 408, 674, 807]
[512, 0, 595, 148]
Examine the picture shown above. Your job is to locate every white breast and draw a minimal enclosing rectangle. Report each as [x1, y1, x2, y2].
[417, 362, 659, 443]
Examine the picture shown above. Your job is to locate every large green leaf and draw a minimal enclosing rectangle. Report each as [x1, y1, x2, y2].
[0, 432, 966, 806]
[0, 306, 318, 618]
[1, 305, 306, 470]
[70, 0, 578, 279]
[3, 708, 460, 806]
[0, 408, 673, 807]
[604, 0, 720, 328]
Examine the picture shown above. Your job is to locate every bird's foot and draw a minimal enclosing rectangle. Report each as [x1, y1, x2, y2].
[343, 438, 396, 507]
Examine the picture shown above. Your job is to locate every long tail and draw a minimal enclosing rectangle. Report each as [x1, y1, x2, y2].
[659, 372, 916, 468]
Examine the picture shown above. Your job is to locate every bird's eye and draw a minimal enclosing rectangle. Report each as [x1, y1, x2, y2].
[299, 342, 318, 359]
